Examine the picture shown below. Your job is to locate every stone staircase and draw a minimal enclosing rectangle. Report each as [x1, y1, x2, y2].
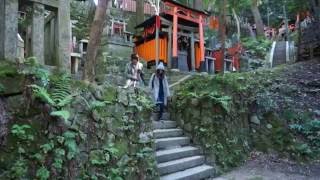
[152, 112, 214, 180]
[272, 41, 287, 67]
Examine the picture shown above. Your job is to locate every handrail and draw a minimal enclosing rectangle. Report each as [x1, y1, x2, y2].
[286, 41, 290, 62]
[169, 75, 192, 89]
[269, 41, 277, 68]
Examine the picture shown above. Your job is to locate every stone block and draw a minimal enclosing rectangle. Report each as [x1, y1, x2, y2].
[0, 0, 18, 60]
[0, 0, 4, 59]
[184, 123, 193, 132]
[32, 2, 45, 64]
[0, 75, 24, 96]
[250, 115, 261, 125]
[58, 0, 71, 72]
[71, 53, 81, 74]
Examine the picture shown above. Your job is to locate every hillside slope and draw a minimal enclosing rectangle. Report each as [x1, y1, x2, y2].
[169, 58, 320, 175]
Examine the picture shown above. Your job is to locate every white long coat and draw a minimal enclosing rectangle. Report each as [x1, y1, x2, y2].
[148, 73, 170, 106]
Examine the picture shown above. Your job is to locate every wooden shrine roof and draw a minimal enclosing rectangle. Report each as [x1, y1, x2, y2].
[135, 0, 208, 29]
[162, 0, 208, 16]
[135, 13, 200, 29]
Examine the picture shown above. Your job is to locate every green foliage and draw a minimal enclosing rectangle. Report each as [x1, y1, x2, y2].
[174, 75, 251, 171]
[53, 148, 65, 170]
[40, 141, 55, 154]
[241, 37, 272, 59]
[70, 0, 92, 40]
[193, 121, 248, 171]
[9, 158, 28, 179]
[1, 60, 157, 179]
[29, 85, 55, 106]
[21, 57, 50, 86]
[30, 73, 73, 125]
[89, 100, 112, 111]
[89, 150, 110, 165]
[63, 131, 79, 160]
[171, 68, 295, 171]
[136, 94, 154, 111]
[290, 117, 320, 159]
[0, 61, 18, 78]
[0, 83, 4, 93]
[36, 166, 50, 180]
[11, 124, 34, 141]
[50, 110, 71, 123]
[50, 73, 72, 105]
[176, 90, 232, 113]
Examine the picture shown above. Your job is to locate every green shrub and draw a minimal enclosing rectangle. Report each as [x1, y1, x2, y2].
[242, 37, 272, 59]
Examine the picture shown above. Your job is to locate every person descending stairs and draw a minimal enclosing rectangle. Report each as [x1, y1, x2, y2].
[152, 112, 215, 180]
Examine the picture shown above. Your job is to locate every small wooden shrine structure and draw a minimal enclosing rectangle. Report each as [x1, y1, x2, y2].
[134, 0, 209, 71]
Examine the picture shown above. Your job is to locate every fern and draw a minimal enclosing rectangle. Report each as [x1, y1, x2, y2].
[50, 74, 71, 105]
[56, 94, 74, 108]
[89, 100, 111, 110]
[30, 85, 55, 106]
[30, 73, 74, 125]
[0, 83, 4, 93]
[50, 110, 70, 124]
[207, 92, 232, 113]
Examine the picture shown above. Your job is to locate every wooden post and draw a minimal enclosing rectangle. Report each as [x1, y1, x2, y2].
[167, 25, 172, 68]
[111, 18, 114, 35]
[172, 8, 178, 54]
[172, 6, 178, 69]
[190, 32, 195, 71]
[155, 15, 160, 66]
[199, 15, 205, 71]
[310, 44, 314, 59]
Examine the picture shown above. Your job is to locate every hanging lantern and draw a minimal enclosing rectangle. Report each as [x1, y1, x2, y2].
[209, 16, 219, 30]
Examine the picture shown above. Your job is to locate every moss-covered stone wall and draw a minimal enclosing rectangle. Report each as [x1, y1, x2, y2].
[169, 64, 320, 172]
[169, 76, 251, 173]
[0, 60, 158, 179]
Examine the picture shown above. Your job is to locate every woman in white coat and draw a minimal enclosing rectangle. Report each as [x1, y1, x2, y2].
[149, 62, 170, 120]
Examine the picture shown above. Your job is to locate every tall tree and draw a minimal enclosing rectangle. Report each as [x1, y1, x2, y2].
[251, 0, 264, 37]
[136, 0, 144, 26]
[83, 0, 109, 82]
[218, 0, 227, 74]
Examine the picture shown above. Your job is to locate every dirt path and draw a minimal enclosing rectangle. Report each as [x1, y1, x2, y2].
[257, 58, 320, 118]
[212, 152, 320, 180]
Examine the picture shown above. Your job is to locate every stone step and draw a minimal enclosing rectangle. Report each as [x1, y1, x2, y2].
[160, 165, 214, 180]
[155, 137, 190, 150]
[156, 146, 200, 163]
[153, 128, 183, 139]
[151, 112, 170, 121]
[157, 156, 205, 175]
[153, 120, 177, 129]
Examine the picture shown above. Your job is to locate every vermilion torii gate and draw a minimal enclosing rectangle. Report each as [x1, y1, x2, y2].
[134, 0, 208, 71]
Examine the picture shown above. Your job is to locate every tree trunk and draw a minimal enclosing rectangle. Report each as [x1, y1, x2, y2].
[0, 98, 8, 147]
[310, 0, 320, 21]
[136, 0, 144, 27]
[232, 8, 241, 41]
[218, 0, 227, 74]
[297, 13, 302, 61]
[83, 0, 108, 82]
[193, 0, 202, 10]
[250, 0, 264, 37]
